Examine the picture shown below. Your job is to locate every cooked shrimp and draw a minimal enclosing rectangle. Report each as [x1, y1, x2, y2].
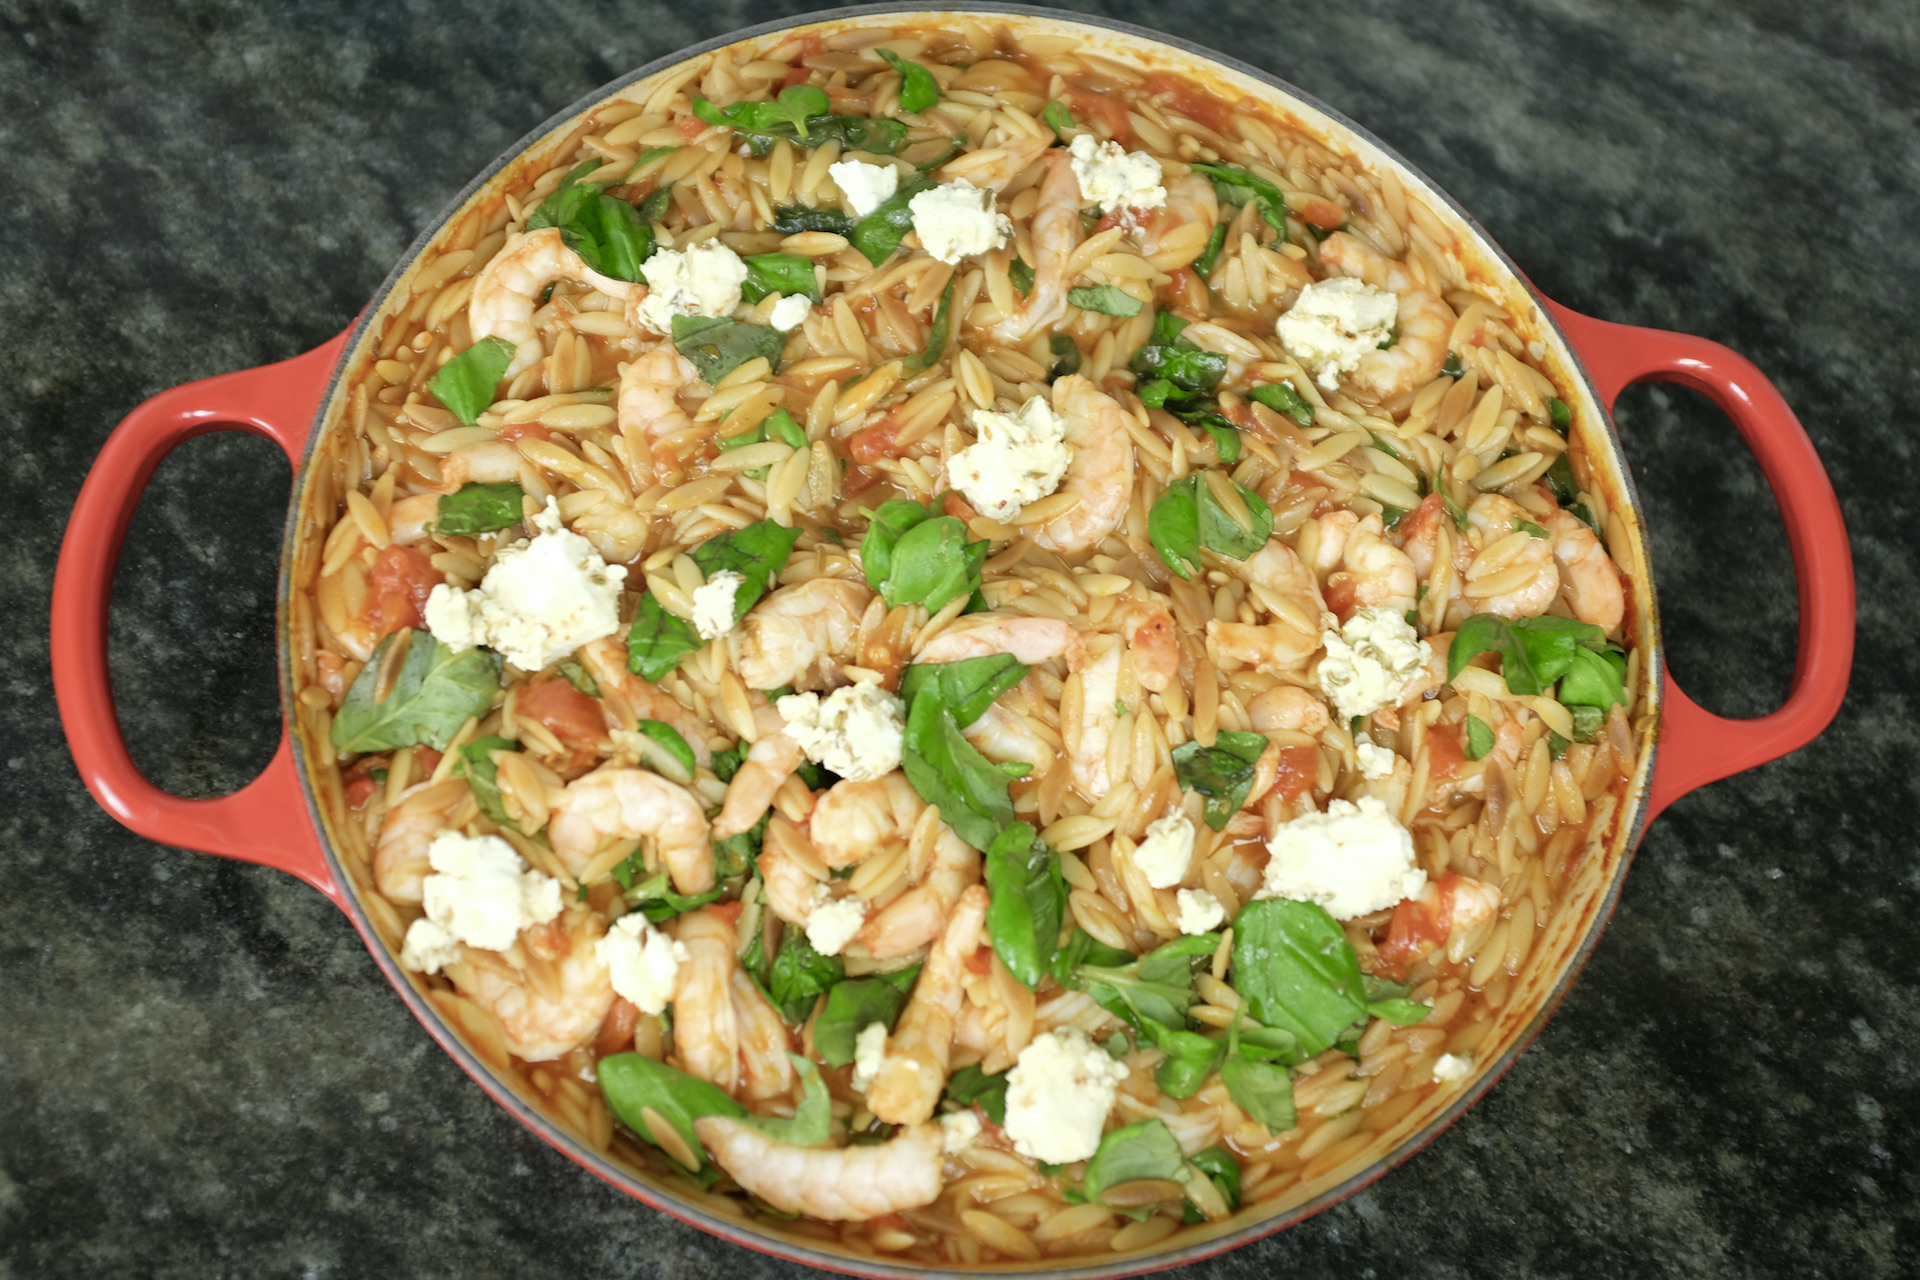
[1129, 172, 1218, 263]
[387, 492, 442, 546]
[916, 613, 1086, 668]
[809, 773, 924, 869]
[1324, 513, 1417, 620]
[1248, 684, 1331, 735]
[671, 909, 741, 1093]
[1397, 493, 1472, 627]
[962, 701, 1054, 771]
[1547, 510, 1624, 632]
[548, 767, 714, 894]
[713, 701, 805, 840]
[1316, 231, 1455, 402]
[735, 578, 873, 691]
[470, 227, 633, 377]
[756, 816, 827, 926]
[616, 346, 698, 486]
[855, 818, 981, 959]
[1070, 644, 1121, 799]
[869, 884, 989, 1126]
[577, 636, 713, 769]
[373, 778, 470, 904]
[991, 149, 1080, 343]
[446, 904, 614, 1061]
[1117, 595, 1178, 692]
[1464, 494, 1558, 619]
[1378, 873, 1503, 970]
[1207, 538, 1326, 671]
[1308, 509, 1359, 577]
[730, 968, 795, 1102]
[1032, 375, 1135, 555]
[693, 1117, 945, 1221]
[436, 438, 523, 492]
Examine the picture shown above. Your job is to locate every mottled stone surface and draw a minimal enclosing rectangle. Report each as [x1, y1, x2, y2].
[3, 1, 1915, 1276]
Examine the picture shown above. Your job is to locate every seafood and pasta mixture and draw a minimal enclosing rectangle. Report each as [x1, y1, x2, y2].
[295, 20, 1645, 1265]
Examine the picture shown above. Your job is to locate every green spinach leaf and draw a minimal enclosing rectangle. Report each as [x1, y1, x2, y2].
[769, 929, 844, 1024]
[332, 632, 500, 753]
[1193, 222, 1229, 280]
[433, 481, 525, 537]
[815, 967, 921, 1066]
[428, 337, 516, 426]
[740, 1054, 832, 1146]
[877, 49, 940, 113]
[1082, 1119, 1186, 1205]
[1464, 713, 1494, 761]
[900, 689, 1015, 852]
[1068, 285, 1143, 317]
[1558, 645, 1627, 710]
[771, 204, 855, 236]
[944, 1063, 1009, 1125]
[984, 822, 1066, 989]
[1446, 614, 1609, 697]
[1229, 899, 1367, 1058]
[850, 176, 935, 266]
[670, 315, 788, 385]
[1042, 99, 1076, 141]
[1009, 257, 1035, 295]
[452, 735, 518, 829]
[693, 87, 833, 139]
[635, 719, 697, 783]
[1171, 730, 1269, 831]
[1191, 162, 1288, 239]
[625, 596, 703, 684]
[1147, 475, 1273, 579]
[742, 252, 822, 304]
[598, 1052, 744, 1170]
[1248, 381, 1314, 428]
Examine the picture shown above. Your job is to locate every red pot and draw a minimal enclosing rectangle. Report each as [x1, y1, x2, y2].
[50, 7, 1854, 1275]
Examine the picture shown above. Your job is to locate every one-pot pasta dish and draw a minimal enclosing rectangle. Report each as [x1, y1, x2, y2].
[294, 17, 1644, 1266]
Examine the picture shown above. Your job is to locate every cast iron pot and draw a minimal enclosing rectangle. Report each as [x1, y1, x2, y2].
[51, 6, 1855, 1275]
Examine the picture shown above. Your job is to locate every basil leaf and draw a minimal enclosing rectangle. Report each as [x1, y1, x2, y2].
[876, 49, 940, 113]
[1545, 452, 1580, 506]
[432, 481, 526, 537]
[1068, 285, 1143, 317]
[1219, 1052, 1297, 1133]
[1464, 713, 1495, 761]
[866, 506, 985, 613]
[526, 160, 613, 229]
[1569, 702, 1606, 743]
[1366, 997, 1432, 1026]
[625, 595, 703, 683]
[1074, 958, 1199, 1033]
[1229, 899, 1367, 1057]
[771, 203, 855, 236]
[742, 252, 822, 304]
[1549, 397, 1572, 434]
[711, 810, 766, 881]
[1516, 519, 1550, 539]
[1175, 405, 1241, 465]
[1042, 99, 1076, 141]
[1083, 1119, 1186, 1206]
[1055, 928, 1134, 981]
[1190, 1147, 1242, 1211]
[1049, 333, 1083, 381]
[1130, 327, 1227, 397]
[740, 1054, 831, 1146]
[567, 192, 653, 283]
[670, 315, 787, 385]
[635, 719, 697, 782]
[332, 632, 501, 753]
[851, 176, 934, 266]
[694, 86, 833, 139]
[1197, 479, 1273, 560]
[901, 691, 1014, 852]
[769, 929, 844, 1024]
[943, 1063, 1009, 1125]
[1446, 614, 1608, 696]
[1147, 476, 1273, 579]
[984, 822, 1066, 989]
[1146, 1020, 1225, 1098]
[816, 971, 918, 1066]
[598, 1052, 745, 1170]
[626, 146, 678, 180]
[620, 869, 726, 923]
[898, 655, 1028, 729]
[1559, 645, 1627, 710]
[901, 276, 956, 375]
[1192, 222, 1229, 280]
[691, 520, 803, 629]
[1009, 257, 1035, 295]
[912, 133, 966, 172]
[453, 735, 518, 830]
[429, 337, 515, 426]
[1191, 162, 1289, 239]
[556, 660, 599, 697]
[860, 497, 933, 592]
[710, 744, 747, 783]
[1442, 350, 1465, 379]
[1249, 381, 1314, 427]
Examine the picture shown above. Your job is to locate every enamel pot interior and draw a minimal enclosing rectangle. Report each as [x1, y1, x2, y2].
[279, 7, 1663, 1274]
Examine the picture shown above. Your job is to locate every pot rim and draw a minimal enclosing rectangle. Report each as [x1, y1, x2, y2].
[277, 7, 1662, 1275]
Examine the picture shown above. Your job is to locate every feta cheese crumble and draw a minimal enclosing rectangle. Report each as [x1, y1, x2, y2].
[1003, 1028, 1129, 1164]
[778, 681, 906, 782]
[1433, 1053, 1473, 1084]
[1318, 606, 1430, 721]
[1356, 741, 1398, 780]
[940, 1109, 983, 1154]
[594, 912, 688, 1015]
[806, 885, 867, 956]
[1175, 888, 1227, 936]
[768, 292, 812, 332]
[947, 395, 1072, 522]
[1275, 277, 1400, 391]
[908, 181, 1010, 265]
[633, 240, 749, 335]
[425, 497, 626, 672]
[829, 158, 899, 218]
[1132, 813, 1196, 890]
[399, 832, 563, 972]
[1259, 794, 1425, 920]
[1067, 133, 1166, 216]
[851, 1021, 889, 1092]
[690, 569, 745, 641]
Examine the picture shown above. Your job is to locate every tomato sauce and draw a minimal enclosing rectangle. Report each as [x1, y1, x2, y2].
[362, 544, 442, 641]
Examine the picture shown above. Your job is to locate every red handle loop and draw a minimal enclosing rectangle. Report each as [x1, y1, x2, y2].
[52, 333, 351, 899]
[1544, 299, 1854, 822]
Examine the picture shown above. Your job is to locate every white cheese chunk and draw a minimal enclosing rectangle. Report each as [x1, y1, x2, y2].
[1356, 741, 1398, 780]
[778, 681, 906, 782]
[947, 395, 1072, 522]
[805, 885, 867, 956]
[829, 158, 900, 218]
[851, 1021, 890, 1093]
[1258, 795, 1425, 920]
[594, 913, 688, 1015]
[400, 832, 563, 972]
[768, 292, 812, 332]
[1317, 605, 1430, 722]
[1175, 888, 1227, 936]
[940, 1109, 984, 1154]
[1432, 1053, 1473, 1084]
[633, 240, 749, 336]
[1003, 1028, 1129, 1164]
[908, 181, 1011, 265]
[1067, 133, 1166, 215]
[1275, 277, 1400, 391]
[690, 569, 745, 641]
[425, 497, 626, 672]
[1132, 814, 1196, 890]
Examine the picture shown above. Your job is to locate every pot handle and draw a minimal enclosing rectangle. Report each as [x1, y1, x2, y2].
[52, 332, 353, 901]
[1543, 299, 1854, 822]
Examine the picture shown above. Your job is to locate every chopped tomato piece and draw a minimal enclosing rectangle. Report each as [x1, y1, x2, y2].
[1066, 86, 1132, 145]
[515, 677, 606, 772]
[942, 491, 979, 522]
[362, 544, 442, 641]
[1376, 873, 1461, 971]
[1424, 731, 1464, 783]
[847, 420, 903, 464]
[343, 757, 384, 810]
[964, 945, 994, 976]
[708, 899, 746, 927]
[1269, 745, 1320, 803]
[676, 115, 707, 140]
[1321, 576, 1358, 623]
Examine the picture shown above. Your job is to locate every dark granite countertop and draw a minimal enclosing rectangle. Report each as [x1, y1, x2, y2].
[4, 1, 1915, 1275]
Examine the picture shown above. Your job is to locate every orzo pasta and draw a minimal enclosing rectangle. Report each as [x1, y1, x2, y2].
[293, 18, 1647, 1264]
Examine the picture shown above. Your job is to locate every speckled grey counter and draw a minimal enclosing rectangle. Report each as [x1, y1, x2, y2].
[3, 2, 1915, 1276]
